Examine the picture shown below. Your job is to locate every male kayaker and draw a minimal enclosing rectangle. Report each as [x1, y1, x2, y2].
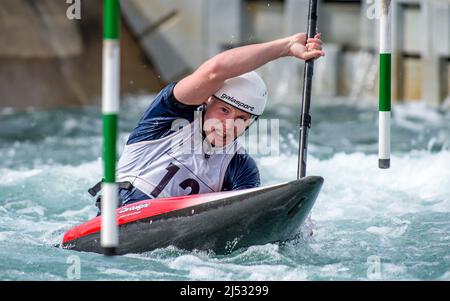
[91, 33, 324, 213]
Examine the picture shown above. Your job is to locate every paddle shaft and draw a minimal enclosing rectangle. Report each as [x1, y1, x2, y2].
[297, 0, 318, 179]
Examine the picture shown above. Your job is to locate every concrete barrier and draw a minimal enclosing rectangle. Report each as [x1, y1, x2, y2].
[1, 0, 448, 108]
[0, 0, 162, 109]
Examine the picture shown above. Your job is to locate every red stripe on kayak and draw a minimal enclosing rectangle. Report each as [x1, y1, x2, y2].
[62, 190, 238, 244]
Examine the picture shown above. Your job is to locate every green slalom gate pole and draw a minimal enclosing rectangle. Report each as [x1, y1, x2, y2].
[101, 0, 120, 256]
[298, 0, 319, 179]
[379, 0, 391, 169]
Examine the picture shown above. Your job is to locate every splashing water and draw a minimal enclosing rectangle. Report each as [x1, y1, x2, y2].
[0, 97, 449, 280]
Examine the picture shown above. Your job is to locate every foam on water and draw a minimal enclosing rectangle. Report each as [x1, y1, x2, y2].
[0, 99, 449, 280]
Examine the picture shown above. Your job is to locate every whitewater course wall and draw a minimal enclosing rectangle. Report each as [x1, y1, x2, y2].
[0, 0, 449, 109]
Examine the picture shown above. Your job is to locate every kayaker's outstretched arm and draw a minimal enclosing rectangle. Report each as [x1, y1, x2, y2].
[174, 33, 324, 106]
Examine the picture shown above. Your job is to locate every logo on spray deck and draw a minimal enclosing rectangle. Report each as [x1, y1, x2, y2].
[220, 93, 255, 112]
[119, 203, 150, 214]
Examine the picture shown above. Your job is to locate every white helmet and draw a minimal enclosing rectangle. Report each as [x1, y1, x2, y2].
[213, 71, 268, 116]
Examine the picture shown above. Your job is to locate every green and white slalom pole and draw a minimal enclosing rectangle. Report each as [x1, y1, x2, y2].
[101, 0, 120, 256]
[378, 0, 391, 169]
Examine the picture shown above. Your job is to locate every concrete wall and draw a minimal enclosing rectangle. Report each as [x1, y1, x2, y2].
[122, 0, 450, 108]
[1, 0, 449, 108]
[120, 0, 245, 83]
[0, 0, 163, 109]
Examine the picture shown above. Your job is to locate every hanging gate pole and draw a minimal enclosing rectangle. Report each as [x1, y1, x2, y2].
[378, 0, 392, 169]
[101, 0, 120, 256]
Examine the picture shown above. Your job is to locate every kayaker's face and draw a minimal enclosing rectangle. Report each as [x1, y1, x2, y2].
[203, 97, 254, 147]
